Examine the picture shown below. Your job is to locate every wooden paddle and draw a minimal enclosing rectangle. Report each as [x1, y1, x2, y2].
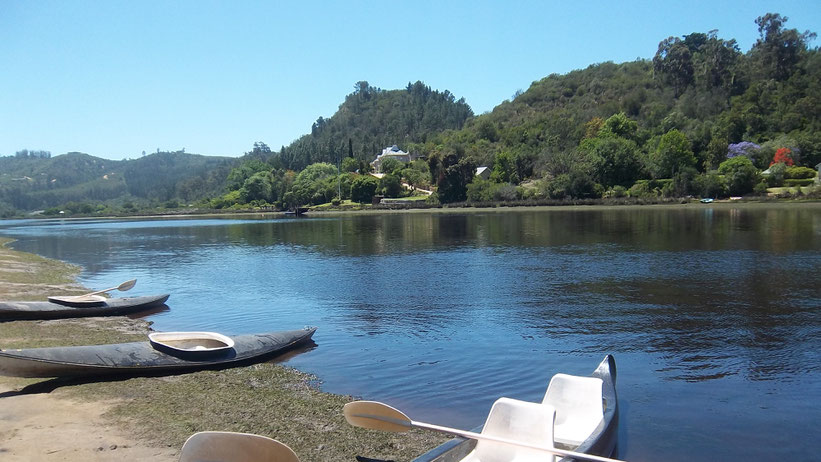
[343, 401, 627, 462]
[80, 279, 137, 297]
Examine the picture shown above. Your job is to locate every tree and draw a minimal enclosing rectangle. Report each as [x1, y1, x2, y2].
[341, 157, 359, 173]
[401, 168, 426, 191]
[690, 31, 741, 92]
[583, 117, 605, 139]
[379, 157, 403, 175]
[586, 137, 643, 187]
[694, 172, 727, 198]
[718, 156, 759, 196]
[649, 130, 697, 178]
[542, 165, 599, 199]
[294, 163, 337, 186]
[476, 118, 499, 142]
[727, 141, 761, 159]
[653, 37, 694, 96]
[752, 13, 817, 81]
[226, 160, 269, 190]
[350, 175, 379, 203]
[241, 172, 273, 203]
[379, 174, 403, 198]
[432, 148, 476, 203]
[770, 147, 794, 166]
[287, 163, 338, 206]
[600, 112, 638, 140]
[490, 151, 517, 183]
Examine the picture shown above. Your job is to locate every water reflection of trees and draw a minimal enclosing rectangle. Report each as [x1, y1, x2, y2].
[517, 246, 820, 382]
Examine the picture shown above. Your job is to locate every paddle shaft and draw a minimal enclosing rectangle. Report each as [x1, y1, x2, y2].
[411, 419, 623, 462]
[81, 279, 136, 297]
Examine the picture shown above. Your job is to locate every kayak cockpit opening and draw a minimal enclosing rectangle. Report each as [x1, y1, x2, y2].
[149, 331, 235, 358]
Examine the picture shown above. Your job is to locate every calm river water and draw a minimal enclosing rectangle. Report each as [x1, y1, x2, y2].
[1, 204, 820, 461]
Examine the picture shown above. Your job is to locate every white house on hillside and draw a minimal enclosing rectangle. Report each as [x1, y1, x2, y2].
[370, 145, 417, 173]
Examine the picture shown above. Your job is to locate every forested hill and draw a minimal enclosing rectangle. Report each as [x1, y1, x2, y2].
[270, 81, 473, 170]
[218, 13, 818, 209]
[416, 13, 819, 200]
[0, 151, 234, 213]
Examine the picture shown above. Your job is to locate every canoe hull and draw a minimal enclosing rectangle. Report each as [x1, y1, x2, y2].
[0, 328, 316, 378]
[411, 355, 619, 462]
[0, 294, 170, 321]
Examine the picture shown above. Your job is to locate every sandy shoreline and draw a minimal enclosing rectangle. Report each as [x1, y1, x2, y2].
[0, 238, 178, 461]
[0, 384, 179, 461]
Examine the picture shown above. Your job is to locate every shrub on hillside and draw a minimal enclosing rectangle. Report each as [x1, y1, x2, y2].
[785, 166, 817, 179]
[784, 178, 815, 187]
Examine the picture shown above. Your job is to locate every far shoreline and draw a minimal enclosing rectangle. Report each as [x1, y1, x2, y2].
[3, 197, 820, 223]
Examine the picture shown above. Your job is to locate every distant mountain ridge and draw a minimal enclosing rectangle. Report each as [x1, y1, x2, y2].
[0, 151, 234, 212]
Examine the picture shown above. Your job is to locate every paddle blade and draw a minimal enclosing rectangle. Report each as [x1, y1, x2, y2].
[343, 401, 413, 433]
[118, 279, 137, 291]
[180, 431, 299, 462]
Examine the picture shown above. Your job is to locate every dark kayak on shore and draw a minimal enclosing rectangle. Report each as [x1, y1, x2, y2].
[0, 327, 316, 378]
[0, 294, 170, 321]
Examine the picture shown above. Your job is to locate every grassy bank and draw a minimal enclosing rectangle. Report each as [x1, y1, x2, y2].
[0, 237, 445, 461]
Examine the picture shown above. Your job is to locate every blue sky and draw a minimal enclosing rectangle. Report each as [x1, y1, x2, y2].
[1, 1, 818, 160]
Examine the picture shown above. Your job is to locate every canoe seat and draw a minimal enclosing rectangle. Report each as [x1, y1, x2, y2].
[542, 373, 604, 447]
[461, 397, 556, 462]
[180, 431, 300, 462]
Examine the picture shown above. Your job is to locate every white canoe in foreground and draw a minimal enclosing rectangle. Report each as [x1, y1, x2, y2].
[413, 355, 618, 462]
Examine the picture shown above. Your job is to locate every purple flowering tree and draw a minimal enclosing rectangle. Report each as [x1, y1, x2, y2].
[727, 141, 761, 158]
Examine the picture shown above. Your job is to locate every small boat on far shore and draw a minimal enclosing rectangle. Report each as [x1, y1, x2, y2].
[0, 294, 170, 321]
[284, 207, 309, 216]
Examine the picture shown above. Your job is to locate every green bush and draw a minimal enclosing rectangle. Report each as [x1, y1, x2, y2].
[605, 185, 627, 198]
[466, 179, 499, 202]
[628, 180, 656, 198]
[785, 166, 817, 179]
[628, 179, 670, 198]
[379, 174, 403, 198]
[495, 184, 520, 201]
[785, 178, 815, 187]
